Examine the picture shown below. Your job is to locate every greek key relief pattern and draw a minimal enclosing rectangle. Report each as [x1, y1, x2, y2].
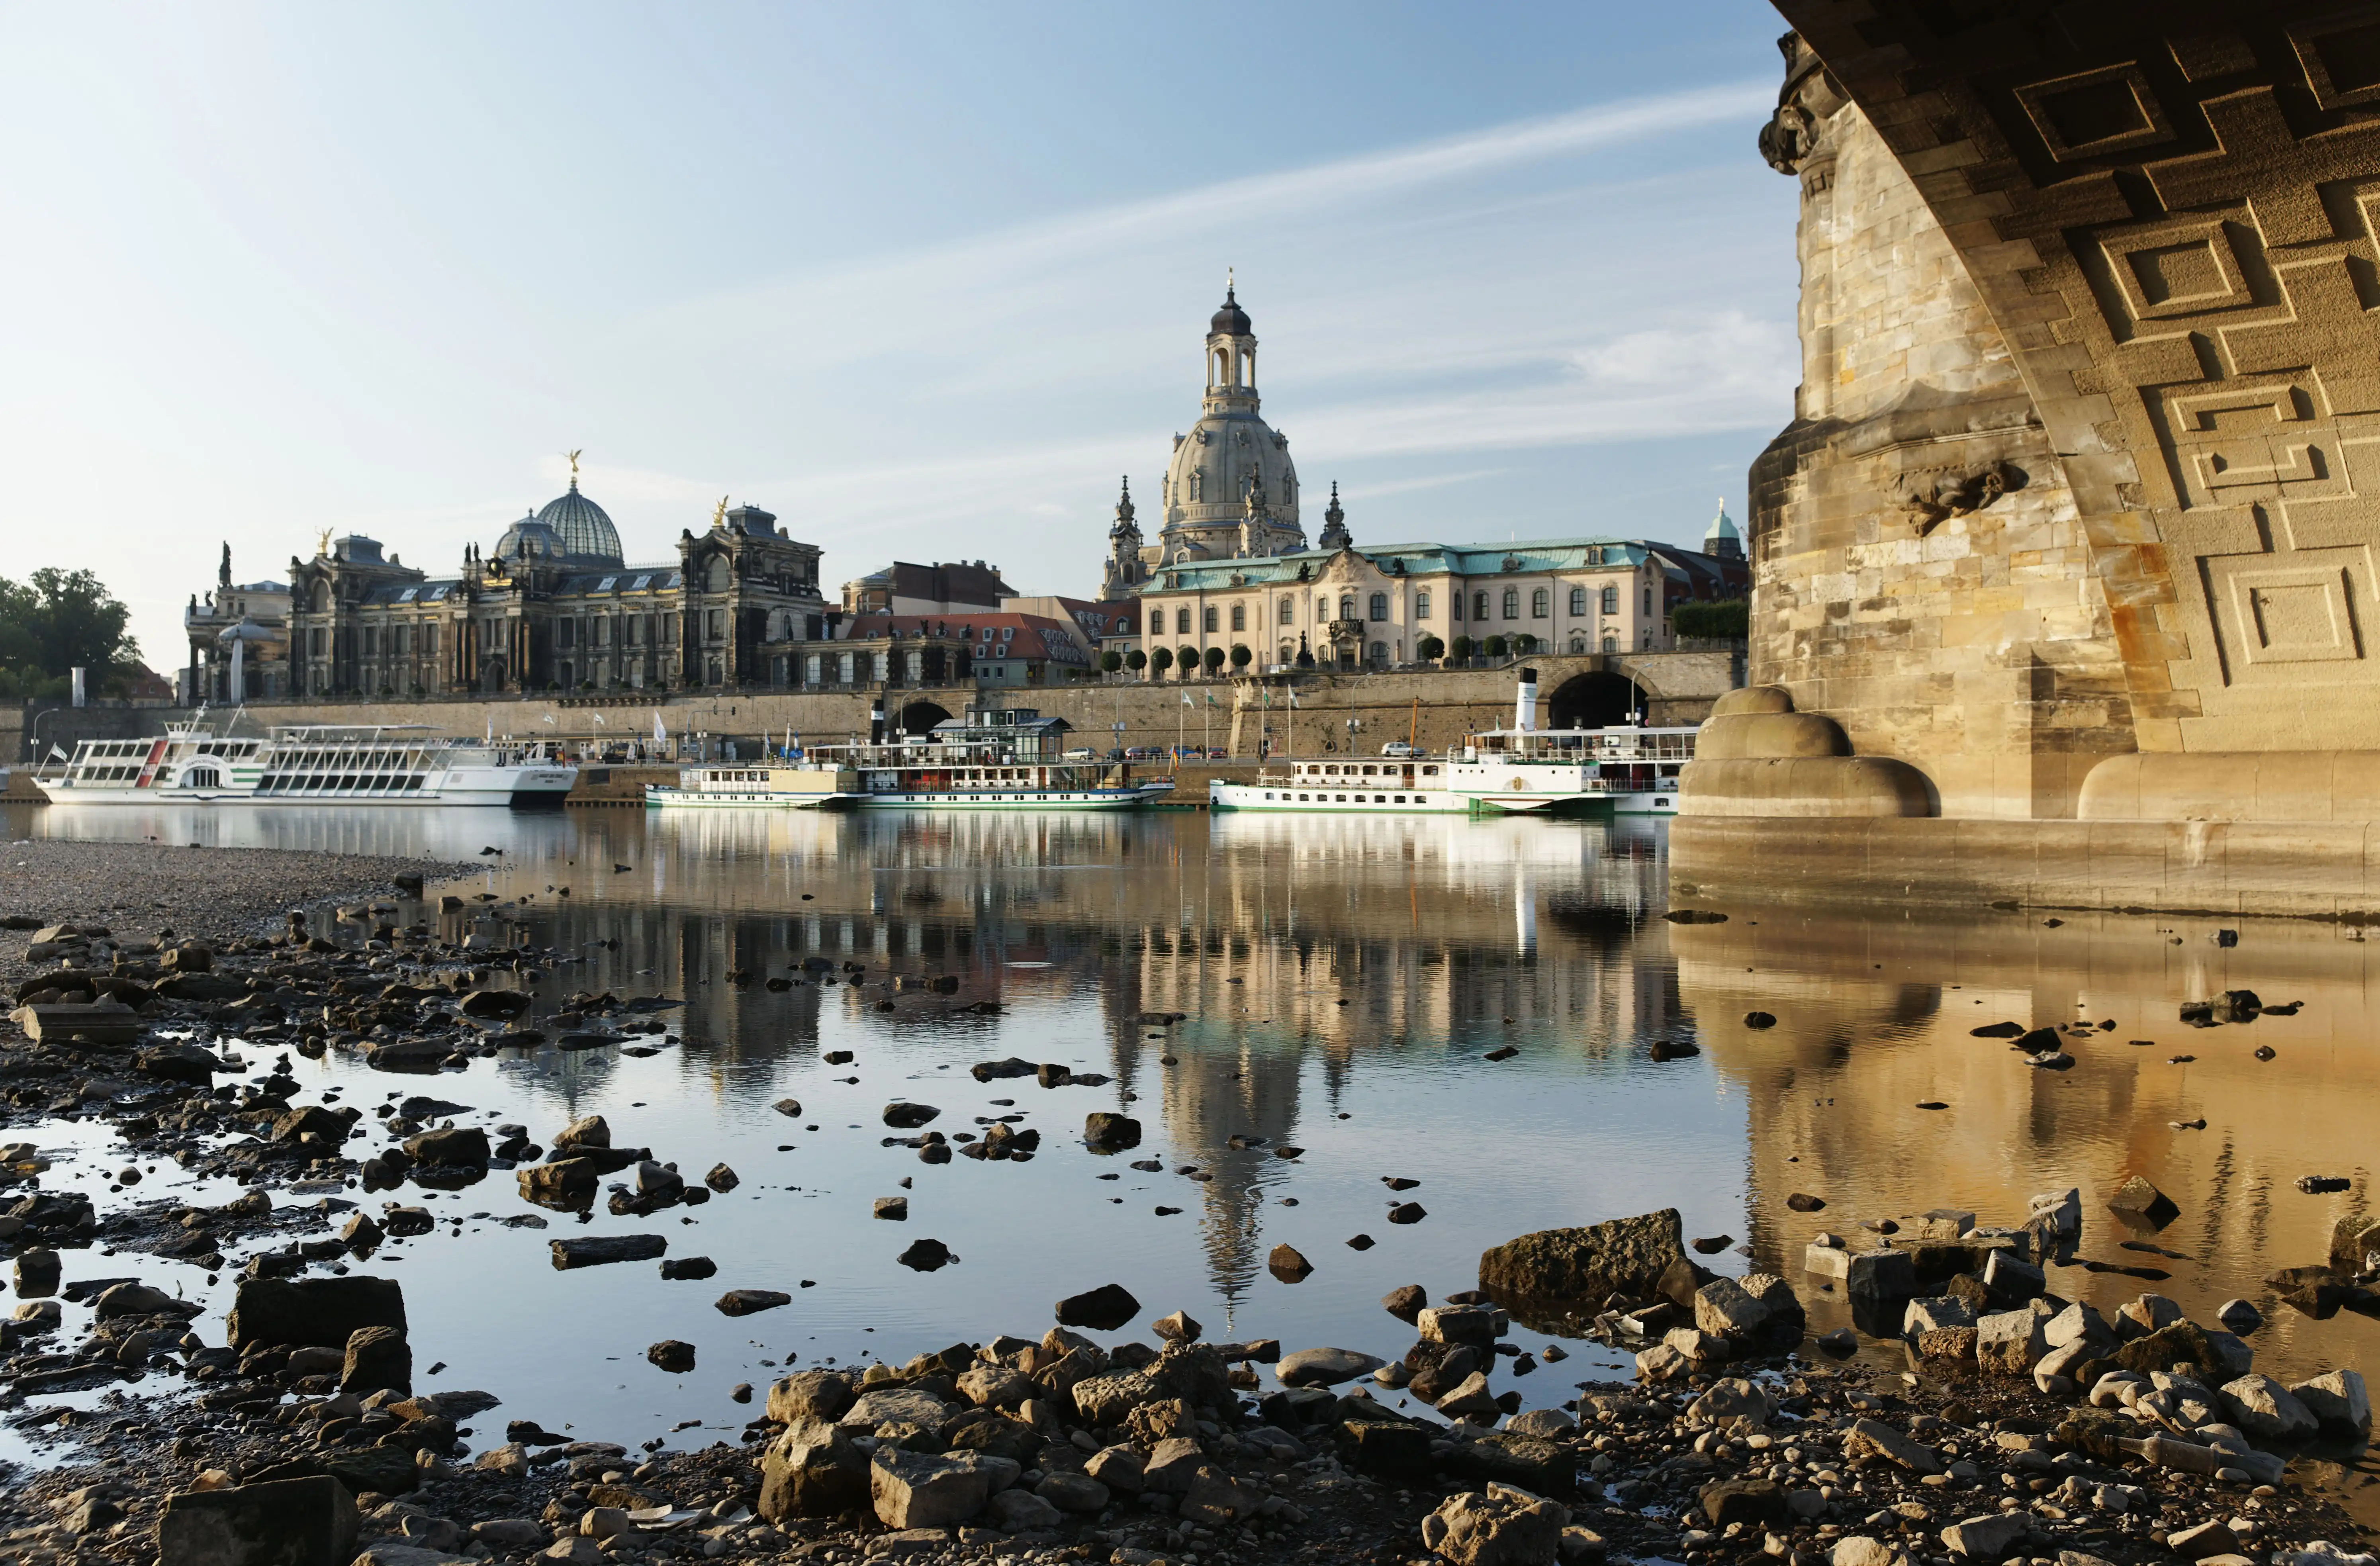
[1777, 1, 2380, 751]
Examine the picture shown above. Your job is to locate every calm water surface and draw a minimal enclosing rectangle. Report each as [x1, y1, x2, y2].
[2, 801, 2374, 1471]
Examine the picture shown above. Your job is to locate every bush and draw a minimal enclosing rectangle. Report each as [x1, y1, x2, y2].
[1450, 635, 1474, 658]
[1417, 634, 1444, 660]
[1202, 646, 1225, 675]
[1125, 649, 1147, 672]
[1484, 635, 1508, 658]
[1671, 599, 1748, 638]
[1178, 645, 1199, 677]
[1229, 644, 1252, 669]
[1100, 650, 1123, 673]
[1150, 646, 1172, 675]
[1512, 633, 1538, 654]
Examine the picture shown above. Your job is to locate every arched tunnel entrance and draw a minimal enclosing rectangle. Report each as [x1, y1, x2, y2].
[1546, 670, 1642, 730]
[898, 700, 952, 736]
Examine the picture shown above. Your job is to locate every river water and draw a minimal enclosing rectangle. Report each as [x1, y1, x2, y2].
[2, 801, 2374, 1473]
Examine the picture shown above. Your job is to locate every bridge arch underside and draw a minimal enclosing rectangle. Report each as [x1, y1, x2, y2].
[1676, 1, 2380, 912]
[1546, 671, 1642, 730]
[897, 700, 951, 736]
[1766, 0, 2380, 812]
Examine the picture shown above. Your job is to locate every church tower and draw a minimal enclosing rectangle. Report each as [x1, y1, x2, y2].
[1156, 277, 1305, 564]
[1100, 477, 1146, 599]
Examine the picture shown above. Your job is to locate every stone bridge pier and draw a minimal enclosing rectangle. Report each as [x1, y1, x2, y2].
[1676, 0, 2380, 916]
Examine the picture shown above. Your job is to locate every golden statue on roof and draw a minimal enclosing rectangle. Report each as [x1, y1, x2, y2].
[566, 448, 583, 483]
[713, 495, 730, 528]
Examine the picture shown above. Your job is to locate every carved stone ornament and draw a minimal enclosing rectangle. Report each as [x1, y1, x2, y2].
[1894, 461, 2025, 535]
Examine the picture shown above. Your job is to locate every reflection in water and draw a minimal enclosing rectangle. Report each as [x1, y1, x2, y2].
[4, 800, 2375, 1459]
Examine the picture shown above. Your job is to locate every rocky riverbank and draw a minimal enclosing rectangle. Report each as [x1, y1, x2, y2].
[0, 869, 2371, 1566]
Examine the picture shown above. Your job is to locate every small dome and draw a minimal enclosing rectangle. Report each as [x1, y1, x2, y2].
[1210, 284, 1252, 337]
[536, 480, 623, 563]
[496, 513, 566, 562]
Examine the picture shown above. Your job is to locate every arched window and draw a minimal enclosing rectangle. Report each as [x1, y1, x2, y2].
[1203, 606, 1218, 633]
[1369, 641, 1387, 665]
[1473, 591, 1489, 622]
[1602, 635, 1617, 653]
[1569, 632, 1586, 653]
[1415, 590, 1432, 619]
[1645, 587, 1654, 615]
[1278, 597, 1294, 625]
[1316, 595, 1329, 621]
[1501, 587, 1519, 620]
[1569, 586, 1587, 616]
[1230, 604, 1245, 631]
[1531, 587, 1549, 617]
[1213, 350, 1227, 386]
[1601, 583, 1620, 615]
[707, 557, 730, 593]
[1175, 607, 1192, 634]
[1338, 595, 1355, 621]
[1368, 593, 1388, 621]
[311, 580, 330, 612]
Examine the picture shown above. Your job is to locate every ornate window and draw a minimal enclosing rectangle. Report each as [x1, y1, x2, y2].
[1339, 595, 1355, 621]
[1368, 593, 1388, 622]
[1278, 597, 1294, 625]
[1175, 607, 1192, 634]
[1602, 635, 1617, 653]
[1473, 590, 1489, 621]
[1230, 604, 1245, 631]
[1531, 588, 1549, 618]
[1601, 583, 1620, 615]
[1569, 586, 1587, 616]
[1645, 587, 1654, 616]
[1501, 588, 1519, 620]
[1415, 590, 1431, 619]
[1203, 606, 1218, 633]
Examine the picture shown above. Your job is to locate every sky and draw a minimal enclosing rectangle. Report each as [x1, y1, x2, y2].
[0, 1, 1800, 672]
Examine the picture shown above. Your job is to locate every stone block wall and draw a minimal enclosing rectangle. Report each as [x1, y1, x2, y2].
[1750, 53, 2135, 819]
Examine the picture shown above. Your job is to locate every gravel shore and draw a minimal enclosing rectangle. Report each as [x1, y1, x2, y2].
[0, 839, 471, 955]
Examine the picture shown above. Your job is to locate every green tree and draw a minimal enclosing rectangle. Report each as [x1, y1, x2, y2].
[1150, 646, 1172, 677]
[1450, 634, 1474, 659]
[1202, 646, 1225, 676]
[1178, 645, 1199, 676]
[1513, 632, 1538, 654]
[1671, 599, 1749, 638]
[0, 567, 139, 694]
[1484, 634, 1508, 658]
[1417, 634, 1444, 660]
[1125, 648, 1147, 673]
[1099, 650, 1123, 674]
[1229, 644, 1252, 670]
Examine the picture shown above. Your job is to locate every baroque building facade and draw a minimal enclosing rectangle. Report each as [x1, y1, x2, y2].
[283, 469, 832, 698]
[1115, 289, 1748, 673]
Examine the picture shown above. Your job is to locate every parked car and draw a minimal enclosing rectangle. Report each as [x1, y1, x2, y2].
[1380, 741, 1424, 759]
[1062, 747, 1096, 761]
[1123, 747, 1157, 761]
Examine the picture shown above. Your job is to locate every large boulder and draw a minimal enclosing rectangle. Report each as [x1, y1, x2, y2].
[2290, 1369, 2371, 1436]
[869, 1448, 1017, 1529]
[1421, 1484, 1570, 1566]
[158, 1475, 358, 1566]
[1478, 1209, 1692, 1309]
[2221, 1375, 2318, 1442]
[1276, 1346, 1385, 1388]
[227, 1276, 405, 1352]
[767, 1371, 857, 1425]
[759, 1420, 871, 1521]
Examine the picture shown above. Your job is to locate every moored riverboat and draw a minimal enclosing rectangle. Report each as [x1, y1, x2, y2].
[805, 705, 1172, 810]
[31, 720, 576, 807]
[644, 764, 861, 810]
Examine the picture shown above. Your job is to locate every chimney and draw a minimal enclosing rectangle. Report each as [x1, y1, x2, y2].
[1514, 667, 1537, 734]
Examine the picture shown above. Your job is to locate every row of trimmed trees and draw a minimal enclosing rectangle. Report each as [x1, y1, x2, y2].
[1092, 632, 1559, 678]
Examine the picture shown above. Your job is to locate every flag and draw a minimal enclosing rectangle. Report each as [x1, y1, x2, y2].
[1206, 693, 1220, 707]
[1181, 692, 1193, 706]
[654, 713, 667, 742]
[1288, 689, 1301, 708]
[47, 744, 67, 762]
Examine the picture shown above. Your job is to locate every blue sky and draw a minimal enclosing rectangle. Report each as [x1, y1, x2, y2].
[0, 1, 1797, 669]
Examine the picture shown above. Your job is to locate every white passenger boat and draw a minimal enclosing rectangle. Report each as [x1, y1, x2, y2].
[645, 764, 859, 811]
[806, 705, 1173, 810]
[31, 720, 577, 807]
[1209, 670, 1695, 815]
